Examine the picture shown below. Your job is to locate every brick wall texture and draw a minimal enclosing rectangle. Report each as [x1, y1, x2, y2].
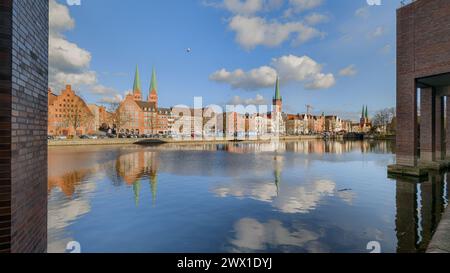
[397, 0, 450, 166]
[0, 0, 48, 253]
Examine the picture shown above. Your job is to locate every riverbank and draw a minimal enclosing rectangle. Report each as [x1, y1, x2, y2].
[427, 206, 450, 253]
[48, 135, 323, 147]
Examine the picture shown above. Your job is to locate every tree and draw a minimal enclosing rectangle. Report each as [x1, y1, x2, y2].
[62, 101, 94, 137]
[372, 107, 396, 133]
[107, 102, 131, 136]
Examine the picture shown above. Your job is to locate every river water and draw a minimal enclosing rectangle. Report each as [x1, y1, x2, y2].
[47, 140, 449, 253]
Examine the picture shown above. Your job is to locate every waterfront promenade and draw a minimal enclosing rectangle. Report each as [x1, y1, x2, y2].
[48, 135, 323, 147]
[427, 207, 450, 253]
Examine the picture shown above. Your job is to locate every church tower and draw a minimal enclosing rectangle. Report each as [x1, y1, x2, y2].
[148, 67, 158, 108]
[360, 105, 366, 127]
[273, 76, 282, 113]
[133, 65, 142, 101]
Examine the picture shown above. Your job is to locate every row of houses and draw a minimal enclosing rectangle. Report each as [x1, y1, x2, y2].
[47, 67, 372, 137]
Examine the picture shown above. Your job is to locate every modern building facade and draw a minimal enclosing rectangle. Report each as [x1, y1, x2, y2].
[389, 0, 450, 175]
[0, 0, 48, 253]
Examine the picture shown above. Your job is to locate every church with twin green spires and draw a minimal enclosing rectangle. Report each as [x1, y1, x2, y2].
[118, 65, 171, 135]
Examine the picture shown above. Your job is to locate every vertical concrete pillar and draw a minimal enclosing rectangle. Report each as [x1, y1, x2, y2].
[435, 94, 445, 160]
[0, 0, 48, 253]
[420, 88, 435, 162]
[396, 77, 418, 166]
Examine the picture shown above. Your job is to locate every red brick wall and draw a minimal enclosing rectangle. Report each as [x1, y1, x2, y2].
[396, 0, 450, 166]
[0, 0, 48, 253]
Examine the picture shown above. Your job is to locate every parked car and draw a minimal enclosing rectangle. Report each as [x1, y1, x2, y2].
[47, 135, 54, 140]
[79, 135, 90, 139]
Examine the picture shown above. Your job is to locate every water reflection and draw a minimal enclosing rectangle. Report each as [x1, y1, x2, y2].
[393, 172, 449, 253]
[116, 151, 159, 205]
[229, 218, 324, 253]
[47, 140, 448, 253]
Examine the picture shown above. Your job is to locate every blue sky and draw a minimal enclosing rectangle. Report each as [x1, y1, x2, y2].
[49, 0, 400, 120]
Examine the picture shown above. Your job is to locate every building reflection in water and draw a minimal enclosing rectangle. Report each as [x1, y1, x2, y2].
[48, 169, 91, 197]
[393, 172, 449, 253]
[48, 148, 160, 206]
[47, 140, 450, 252]
[115, 150, 159, 206]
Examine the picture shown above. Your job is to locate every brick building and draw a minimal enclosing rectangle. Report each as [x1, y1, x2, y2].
[389, 0, 450, 175]
[286, 114, 309, 135]
[0, 0, 48, 253]
[359, 105, 372, 133]
[118, 67, 172, 135]
[48, 85, 95, 136]
[325, 115, 343, 133]
[88, 104, 112, 132]
[308, 114, 325, 134]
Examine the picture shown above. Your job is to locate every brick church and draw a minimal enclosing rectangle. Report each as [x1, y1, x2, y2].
[118, 66, 171, 135]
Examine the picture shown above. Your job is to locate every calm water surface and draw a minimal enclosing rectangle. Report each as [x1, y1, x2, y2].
[47, 140, 449, 253]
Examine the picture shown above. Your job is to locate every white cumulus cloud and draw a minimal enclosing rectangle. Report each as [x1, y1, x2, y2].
[272, 55, 335, 90]
[229, 15, 323, 49]
[99, 94, 124, 104]
[49, 0, 119, 104]
[49, 0, 75, 32]
[49, 35, 92, 73]
[229, 94, 268, 105]
[210, 66, 277, 90]
[210, 54, 335, 90]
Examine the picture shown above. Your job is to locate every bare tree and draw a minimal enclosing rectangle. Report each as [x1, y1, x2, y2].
[373, 107, 396, 133]
[107, 102, 132, 137]
[62, 103, 94, 137]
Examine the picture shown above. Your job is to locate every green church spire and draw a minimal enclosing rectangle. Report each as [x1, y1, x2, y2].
[365, 105, 369, 119]
[361, 105, 365, 119]
[133, 65, 141, 93]
[274, 76, 281, 100]
[150, 67, 158, 93]
[133, 180, 141, 207]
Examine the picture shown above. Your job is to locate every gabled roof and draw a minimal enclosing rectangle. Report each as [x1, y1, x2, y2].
[135, 101, 157, 111]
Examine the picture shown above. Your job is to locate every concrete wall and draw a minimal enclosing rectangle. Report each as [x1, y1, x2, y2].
[0, 0, 48, 253]
[396, 0, 450, 166]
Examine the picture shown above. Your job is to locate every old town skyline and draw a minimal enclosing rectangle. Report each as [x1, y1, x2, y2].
[47, 65, 382, 137]
[48, 0, 398, 120]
